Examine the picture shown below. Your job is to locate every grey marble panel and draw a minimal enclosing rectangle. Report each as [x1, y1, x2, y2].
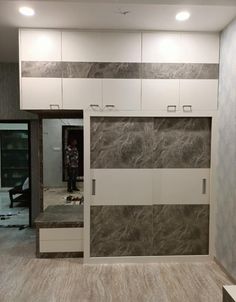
[90, 206, 153, 257]
[35, 205, 84, 228]
[90, 117, 154, 168]
[21, 61, 62, 78]
[142, 63, 219, 79]
[91, 117, 211, 169]
[62, 62, 141, 78]
[153, 117, 211, 168]
[153, 205, 209, 255]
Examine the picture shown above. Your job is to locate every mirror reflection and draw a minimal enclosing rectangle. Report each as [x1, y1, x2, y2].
[42, 119, 84, 209]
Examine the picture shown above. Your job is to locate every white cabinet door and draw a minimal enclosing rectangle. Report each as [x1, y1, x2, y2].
[180, 80, 218, 111]
[142, 32, 219, 64]
[142, 79, 180, 111]
[142, 32, 182, 63]
[91, 169, 153, 205]
[103, 79, 141, 111]
[19, 29, 61, 61]
[62, 31, 141, 62]
[153, 169, 210, 205]
[180, 33, 219, 63]
[63, 79, 102, 110]
[21, 78, 62, 110]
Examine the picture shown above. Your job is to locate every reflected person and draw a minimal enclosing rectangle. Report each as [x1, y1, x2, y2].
[65, 138, 79, 193]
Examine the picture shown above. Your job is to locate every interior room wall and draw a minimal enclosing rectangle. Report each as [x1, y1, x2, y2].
[43, 119, 83, 188]
[216, 17, 236, 280]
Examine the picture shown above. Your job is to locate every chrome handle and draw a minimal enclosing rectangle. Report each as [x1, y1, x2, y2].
[104, 104, 115, 110]
[202, 178, 206, 194]
[183, 105, 192, 112]
[49, 104, 60, 109]
[92, 179, 96, 195]
[167, 105, 177, 112]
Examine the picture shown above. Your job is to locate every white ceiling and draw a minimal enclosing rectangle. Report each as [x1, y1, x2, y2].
[0, 0, 236, 62]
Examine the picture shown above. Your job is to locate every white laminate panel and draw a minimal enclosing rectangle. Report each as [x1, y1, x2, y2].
[20, 29, 61, 61]
[91, 169, 153, 205]
[142, 32, 182, 63]
[63, 79, 102, 109]
[153, 169, 210, 205]
[103, 79, 141, 111]
[40, 228, 83, 241]
[40, 240, 83, 253]
[62, 31, 141, 62]
[180, 79, 218, 111]
[21, 78, 62, 110]
[224, 286, 236, 300]
[142, 79, 180, 111]
[180, 33, 219, 63]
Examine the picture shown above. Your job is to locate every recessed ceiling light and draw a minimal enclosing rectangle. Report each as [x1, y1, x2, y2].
[176, 11, 190, 22]
[19, 7, 35, 17]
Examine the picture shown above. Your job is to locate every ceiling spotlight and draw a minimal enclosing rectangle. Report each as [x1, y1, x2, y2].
[19, 7, 35, 17]
[176, 11, 190, 21]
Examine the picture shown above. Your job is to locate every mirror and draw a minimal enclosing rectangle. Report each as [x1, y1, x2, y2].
[42, 118, 84, 210]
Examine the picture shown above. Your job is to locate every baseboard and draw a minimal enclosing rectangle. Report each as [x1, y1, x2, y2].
[214, 257, 236, 284]
[37, 251, 83, 259]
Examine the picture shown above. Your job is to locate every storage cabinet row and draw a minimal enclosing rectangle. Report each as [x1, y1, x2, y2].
[19, 30, 219, 111]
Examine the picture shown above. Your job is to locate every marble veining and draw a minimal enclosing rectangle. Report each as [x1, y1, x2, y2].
[142, 63, 219, 79]
[90, 205, 209, 257]
[21, 61, 62, 78]
[21, 61, 219, 79]
[91, 117, 154, 168]
[152, 117, 211, 168]
[153, 205, 209, 256]
[90, 117, 211, 169]
[35, 205, 84, 228]
[62, 62, 141, 79]
[90, 206, 153, 257]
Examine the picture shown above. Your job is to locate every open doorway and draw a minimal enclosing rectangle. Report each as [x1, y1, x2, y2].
[0, 122, 30, 228]
[42, 119, 84, 209]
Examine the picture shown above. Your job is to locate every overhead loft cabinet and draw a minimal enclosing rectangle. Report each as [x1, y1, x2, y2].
[19, 29, 219, 113]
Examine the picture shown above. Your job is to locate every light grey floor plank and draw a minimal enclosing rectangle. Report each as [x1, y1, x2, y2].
[0, 228, 232, 302]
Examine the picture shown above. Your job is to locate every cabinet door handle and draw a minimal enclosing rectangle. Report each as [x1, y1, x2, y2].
[167, 105, 177, 112]
[104, 104, 115, 110]
[92, 179, 96, 196]
[202, 178, 206, 194]
[183, 105, 192, 112]
[49, 104, 60, 110]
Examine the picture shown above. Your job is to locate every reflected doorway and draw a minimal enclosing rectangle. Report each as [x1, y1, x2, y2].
[42, 118, 84, 210]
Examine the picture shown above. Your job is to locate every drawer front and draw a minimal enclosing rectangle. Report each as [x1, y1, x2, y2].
[40, 240, 83, 253]
[39, 228, 83, 240]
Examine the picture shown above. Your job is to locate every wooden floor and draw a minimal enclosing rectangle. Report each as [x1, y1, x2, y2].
[0, 228, 232, 302]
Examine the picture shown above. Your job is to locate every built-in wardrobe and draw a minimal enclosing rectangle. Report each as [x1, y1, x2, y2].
[19, 28, 219, 261]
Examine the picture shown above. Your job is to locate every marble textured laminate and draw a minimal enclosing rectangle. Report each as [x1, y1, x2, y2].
[0, 228, 232, 302]
[21, 61, 219, 79]
[21, 61, 62, 78]
[153, 205, 209, 255]
[90, 117, 211, 169]
[90, 117, 153, 168]
[216, 18, 236, 280]
[142, 63, 219, 79]
[35, 205, 84, 228]
[152, 117, 211, 168]
[90, 206, 153, 257]
[62, 62, 141, 78]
